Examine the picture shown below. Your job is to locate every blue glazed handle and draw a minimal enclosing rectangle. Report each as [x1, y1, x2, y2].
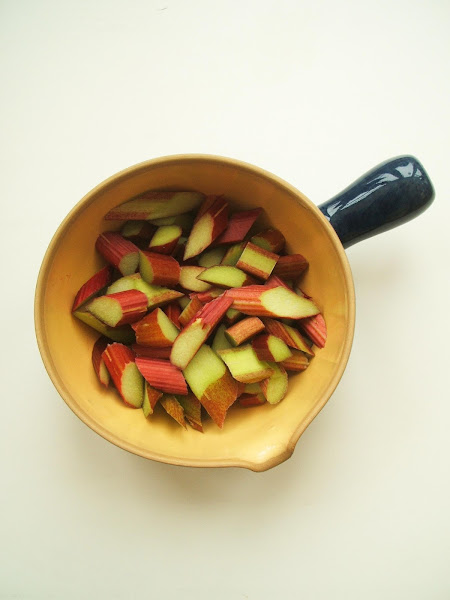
[318, 156, 434, 248]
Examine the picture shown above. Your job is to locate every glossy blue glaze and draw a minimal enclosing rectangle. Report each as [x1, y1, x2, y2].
[318, 156, 434, 248]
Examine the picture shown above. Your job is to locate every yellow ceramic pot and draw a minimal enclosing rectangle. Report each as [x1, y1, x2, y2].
[34, 154, 433, 471]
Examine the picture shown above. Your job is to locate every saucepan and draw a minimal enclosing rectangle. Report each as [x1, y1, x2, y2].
[34, 154, 434, 471]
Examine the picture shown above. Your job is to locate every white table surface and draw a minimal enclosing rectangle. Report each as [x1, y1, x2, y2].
[2, 1, 449, 598]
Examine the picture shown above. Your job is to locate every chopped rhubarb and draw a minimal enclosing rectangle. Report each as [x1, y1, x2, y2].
[214, 208, 263, 245]
[139, 250, 180, 287]
[148, 225, 182, 255]
[73, 310, 135, 343]
[298, 312, 327, 348]
[104, 191, 204, 221]
[92, 336, 110, 387]
[211, 323, 233, 354]
[223, 307, 242, 325]
[149, 213, 194, 233]
[191, 287, 223, 303]
[250, 228, 286, 253]
[102, 343, 144, 407]
[163, 301, 182, 329]
[121, 220, 156, 246]
[142, 382, 163, 417]
[260, 363, 288, 405]
[238, 393, 266, 408]
[280, 350, 310, 372]
[183, 196, 228, 260]
[273, 254, 309, 281]
[107, 273, 184, 309]
[170, 294, 234, 370]
[226, 285, 320, 319]
[218, 345, 274, 384]
[225, 317, 265, 346]
[252, 333, 293, 362]
[265, 274, 292, 290]
[131, 308, 180, 347]
[262, 317, 314, 356]
[236, 242, 279, 281]
[72, 265, 113, 312]
[160, 395, 187, 428]
[87, 289, 148, 327]
[197, 246, 227, 268]
[178, 296, 204, 327]
[135, 357, 188, 395]
[179, 266, 212, 293]
[95, 232, 140, 276]
[197, 265, 256, 288]
[177, 393, 203, 432]
[183, 344, 238, 428]
[220, 242, 246, 266]
[131, 345, 172, 359]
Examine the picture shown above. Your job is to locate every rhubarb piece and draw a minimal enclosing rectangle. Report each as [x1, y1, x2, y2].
[106, 273, 141, 294]
[131, 308, 179, 347]
[132, 345, 172, 359]
[273, 254, 309, 281]
[183, 344, 238, 428]
[235, 381, 246, 397]
[72, 266, 113, 312]
[139, 250, 180, 287]
[163, 301, 182, 329]
[298, 313, 327, 348]
[95, 232, 140, 276]
[265, 274, 292, 290]
[183, 196, 228, 260]
[226, 285, 320, 319]
[195, 194, 221, 219]
[263, 317, 314, 356]
[223, 307, 242, 325]
[211, 323, 233, 354]
[102, 343, 144, 407]
[87, 289, 148, 327]
[92, 336, 110, 387]
[160, 395, 187, 428]
[178, 296, 190, 310]
[142, 382, 163, 417]
[149, 213, 194, 233]
[236, 242, 279, 281]
[238, 393, 266, 407]
[177, 393, 203, 432]
[178, 296, 204, 327]
[73, 310, 135, 343]
[260, 363, 288, 405]
[220, 242, 246, 266]
[252, 333, 293, 362]
[225, 317, 265, 346]
[135, 357, 188, 395]
[179, 266, 212, 293]
[197, 246, 227, 268]
[170, 294, 233, 370]
[148, 225, 182, 255]
[192, 287, 223, 303]
[214, 208, 262, 245]
[104, 191, 204, 221]
[120, 220, 156, 246]
[197, 265, 256, 288]
[217, 345, 274, 384]
[243, 382, 262, 394]
[280, 350, 310, 372]
[107, 274, 184, 309]
[250, 228, 286, 253]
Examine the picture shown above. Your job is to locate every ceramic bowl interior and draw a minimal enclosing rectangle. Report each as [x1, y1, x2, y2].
[35, 155, 355, 471]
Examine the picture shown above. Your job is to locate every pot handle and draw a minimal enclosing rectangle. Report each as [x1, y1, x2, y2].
[318, 156, 434, 248]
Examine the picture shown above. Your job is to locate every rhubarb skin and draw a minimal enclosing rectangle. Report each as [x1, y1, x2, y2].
[95, 232, 140, 276]
[298, 313, 327, 348]
[87, 289, 148, 327]
[177, 393, 203, 432]
[183, 196, 229, 260]
[236, 242, 279, 281]
[132, 344, 172, 359]
[250, 228, 286, 253]
[238, 393, 266, 408]
[142, 382, 163, 417]
[170, 294, 234, 370]
[273, 254, 309, 281]
[135, 357, 188, 395]
[226, 285, 320, 319]
[251, 333, 293, 363]
[280, 349, 310, 372]
[178, 295, 204, 327]
[225, 317, 265, 347]
[73, 310, 135, 343]
[139, 250, 180, 287]
[92, 336, 110, 387]
[191, 287, 223, 303]
[160, 395, 187, 428]
[104, 191, 204, 221]
[214, 208, 263, 245]
[107, 273, 184, 310]
[262, 317, 314, 356]
[183, 344, 238, 428]
[72, 265, 113, 312]
[131, 308, 179, 347]
[102, 343, 144, 408]
[163, 301, 182, 329]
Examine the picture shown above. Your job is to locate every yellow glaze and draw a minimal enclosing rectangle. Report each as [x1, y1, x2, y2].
[35, 155, 355, 471]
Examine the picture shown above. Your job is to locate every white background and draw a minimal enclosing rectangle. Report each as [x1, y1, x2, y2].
[1, 1, 449, 598]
